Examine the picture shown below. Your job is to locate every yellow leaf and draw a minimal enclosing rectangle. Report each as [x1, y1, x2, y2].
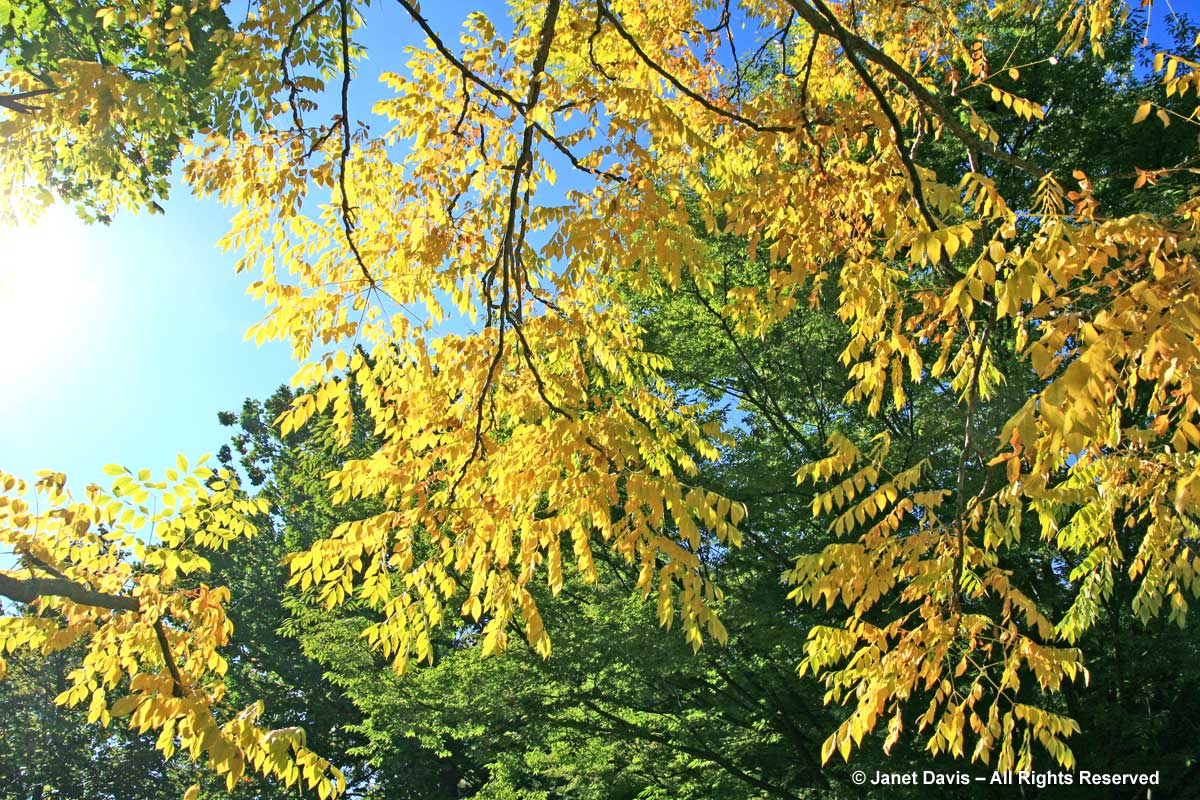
[820, 734, 837, 764]
[110, 695, 141, 718]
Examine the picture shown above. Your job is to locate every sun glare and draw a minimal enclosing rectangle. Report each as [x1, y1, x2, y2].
[0, 206, 101, 392]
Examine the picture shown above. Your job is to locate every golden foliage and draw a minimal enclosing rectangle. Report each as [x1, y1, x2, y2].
[3, 0, 1200, 789]
[0, 466, 344, 797]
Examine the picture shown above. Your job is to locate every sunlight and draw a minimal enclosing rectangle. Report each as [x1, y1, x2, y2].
[0, 206, 102, 391]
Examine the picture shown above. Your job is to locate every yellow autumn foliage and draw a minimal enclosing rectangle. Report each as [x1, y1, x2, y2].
[2, 0, 1199, 791]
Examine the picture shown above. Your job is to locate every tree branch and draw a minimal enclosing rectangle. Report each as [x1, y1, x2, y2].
[153, 618, 187, 698]
[450, 0, 563, 499]
[0, 572, 138, 612]
[596, 0, 791, 134]
[392, 0, 525, 111]
[785, 0, 1046, 178]
[578, 697, 804, 800]
[1, 573, 188, 697]
[0, 87, 58, 114]
[337, 0, 376, 290]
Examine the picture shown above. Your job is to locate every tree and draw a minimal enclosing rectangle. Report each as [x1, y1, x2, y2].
[0, 0, 342, 221]
[217, 383, 840, 800]
[0, 645, 199, 800]
[2, 0, 1200, 793]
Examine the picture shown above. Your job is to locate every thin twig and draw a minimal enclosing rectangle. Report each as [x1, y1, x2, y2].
[392, 0, 525, 111]
[337, 0, 376, 290]
[449, 0, 564, 498]
[596, 0, 792, 134]
[808, 0, 939, 232]
[951, 311, 995, 614]
[786, 0, 1046, 177]
[531, 121, 626, 182]
[280, 0, 334, 131]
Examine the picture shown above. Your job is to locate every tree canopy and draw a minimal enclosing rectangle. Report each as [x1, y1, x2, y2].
[2, 0, 1199, 796]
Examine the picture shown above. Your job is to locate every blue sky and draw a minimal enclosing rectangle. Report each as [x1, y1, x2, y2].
[0, 0, 1196, 496]
[0, 1, 476, 493]
[0, 195, 296, 490]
